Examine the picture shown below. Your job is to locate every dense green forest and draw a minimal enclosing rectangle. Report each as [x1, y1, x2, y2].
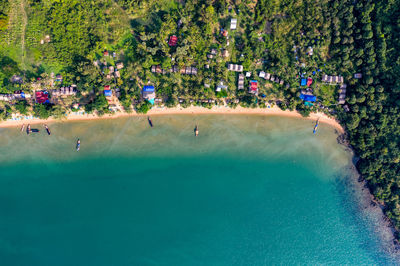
[0, 0, 399, 240]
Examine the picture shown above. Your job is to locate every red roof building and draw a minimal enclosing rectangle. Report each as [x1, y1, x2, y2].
[168, 35, 178, 46]
[307, 77, 313, 87]
[103, 50, 109, 56]
[249, 80, 258, 94]
[35, 91, 49, 104]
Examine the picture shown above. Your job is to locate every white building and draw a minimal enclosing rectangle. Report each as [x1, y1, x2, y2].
[230, 18, 237, 30]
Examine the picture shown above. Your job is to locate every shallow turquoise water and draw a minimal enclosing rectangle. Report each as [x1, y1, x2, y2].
[0, 115, 395, 265]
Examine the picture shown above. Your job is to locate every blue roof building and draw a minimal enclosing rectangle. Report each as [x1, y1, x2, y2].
[143, 85, 156, 104]
[300, 78, 307, 86]
[300, 93, 316, 102]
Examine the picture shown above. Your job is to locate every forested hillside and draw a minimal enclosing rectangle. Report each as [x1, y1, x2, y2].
[0, 0, 399, 240]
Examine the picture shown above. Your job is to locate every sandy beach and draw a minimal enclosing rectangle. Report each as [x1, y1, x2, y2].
[0, 105, 344, 133]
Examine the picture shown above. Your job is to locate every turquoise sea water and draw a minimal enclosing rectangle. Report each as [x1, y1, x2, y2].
[0, 115, 396, 265]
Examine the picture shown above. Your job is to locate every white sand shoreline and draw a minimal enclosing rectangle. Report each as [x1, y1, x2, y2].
[0, 105, 344, 133]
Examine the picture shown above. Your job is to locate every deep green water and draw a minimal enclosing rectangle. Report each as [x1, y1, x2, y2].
[0, 115, 396, 265]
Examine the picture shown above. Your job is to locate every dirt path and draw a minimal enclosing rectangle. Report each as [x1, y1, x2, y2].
[20, 0, 28, 68]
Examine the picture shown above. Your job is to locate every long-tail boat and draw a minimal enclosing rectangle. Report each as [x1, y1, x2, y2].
[76, 139, 81, 151]
[44, 124, 51, 135]
[313, 119, 319, 134]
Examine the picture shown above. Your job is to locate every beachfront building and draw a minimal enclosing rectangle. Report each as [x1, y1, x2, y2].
[35, 91, 49, 104]
[0, 92, 31, 102]
[103, 85, 112, 98]
[248, 80, 258, 94]
[299, 90, 316, 103]
[142, 85, 156, 104]
[259, 71, 266, 78]
[227, 63, 243, 72]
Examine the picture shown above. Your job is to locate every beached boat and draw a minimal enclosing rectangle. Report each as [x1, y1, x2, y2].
[30, 128, 40, 133]
[26, 124, 31, 135]
[194, 125, 199, 137]
[313, 120, 319, 134]
[76, 139, 81, 151]
[44, 124, 51, 135]
[148, 117, 153, 127]
[20, 124, 25, 133]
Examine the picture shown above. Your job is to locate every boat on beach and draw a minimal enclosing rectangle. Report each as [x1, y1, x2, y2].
[44, 124, 51, 135]
[76, 139, 81, 151]
[313, 119, 319, 134]
[194, 125, 199, 137]
[148, 117, 153, 127]
[26, 124, 31, 135]
[20, 124, 25, 132]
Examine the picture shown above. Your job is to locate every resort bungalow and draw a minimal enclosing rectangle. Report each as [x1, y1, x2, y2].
[55, 74, 63, 83]
[168, 35, 178, 46]
[238, 74, 244, 90]
[104, 86, 112, 97]
[216, 81, 228, 92]
[142, 85, 156, 104]
[227, 63, 243, 72]
[322, 74, 344, 85]
[248, 80, 258, 94]
[259, 71, 266, 78]
[222, 49, 230, 58]
[52, 86, 77, 97]
[116, 62, 124, 69]
[246, 72, 251, 77]
[307, 46, 313, 56]
[230, 18, 237, 30]
[300, 78, 307, 86]
[338, 84, 347, 104]
[208, 48, 217, 59]
[354, 73, 362, 79]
